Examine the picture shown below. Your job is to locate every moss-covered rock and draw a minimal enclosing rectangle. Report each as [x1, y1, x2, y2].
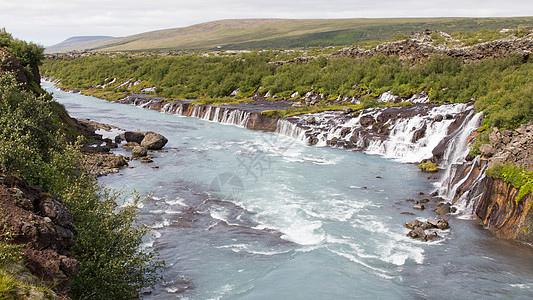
[418, 161, 438, 172]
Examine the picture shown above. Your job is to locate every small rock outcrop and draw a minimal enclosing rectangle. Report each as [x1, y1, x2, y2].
[333, 30, 533, 63]
[406, 218, 449, 241]
[140, 132, 168, 150]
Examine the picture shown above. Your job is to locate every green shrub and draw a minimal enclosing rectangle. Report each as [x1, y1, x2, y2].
[0, 72, 164, 299]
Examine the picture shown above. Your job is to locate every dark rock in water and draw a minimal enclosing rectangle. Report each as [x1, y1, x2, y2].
[434, 114, 444, 122]
[411, 124, 427, 143]
[131, 146, 148, 158]
[426, 218, 440, 228]
[359, 114, 375, 127]
[401, 212, 415, 215]
[306, 116, 317, 124]
[407, 227, 426, 239]
[103, 138, 117, 148]
[445, 114, 454, 119]
[437, 219, 450, 230]
[433, 203, 452, 215]
[418, 198, 430, 203]
[406, 198, 415, 202]
[140, 157, 154, 163]
[425, 230, 440, 241]
[125, 131, 145, 144]
[413, 204, 425, 210]
[405, 219, 423, 229]
[123, 142, 140, 150]
[152, 166, 159, 169]
[115, 134, 125, 144]
[141, 132, 168, 150]
[421, 221, 435, 230]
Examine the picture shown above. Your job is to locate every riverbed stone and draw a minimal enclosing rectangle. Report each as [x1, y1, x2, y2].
[141, 132, 168, 150]
[125, 131, 145, 144]
[131, 146, 148, 158]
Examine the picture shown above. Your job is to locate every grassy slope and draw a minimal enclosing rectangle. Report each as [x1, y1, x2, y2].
[96, 17, 533, 51]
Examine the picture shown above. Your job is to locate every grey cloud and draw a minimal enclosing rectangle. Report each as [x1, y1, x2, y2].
[0, 0, 531, 46]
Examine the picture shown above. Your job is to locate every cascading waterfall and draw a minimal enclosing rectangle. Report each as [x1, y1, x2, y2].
[276, 103, 476, 162]
[364, 103, 473, 162]
[437, 111, 484, 198]
[150, 100, 253, 128]
[276, 119, 308, 141]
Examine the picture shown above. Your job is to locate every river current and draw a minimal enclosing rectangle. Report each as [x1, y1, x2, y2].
[44, 81, 533, 299]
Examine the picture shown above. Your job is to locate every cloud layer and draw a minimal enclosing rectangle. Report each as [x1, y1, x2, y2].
[1, 0, 531, 46]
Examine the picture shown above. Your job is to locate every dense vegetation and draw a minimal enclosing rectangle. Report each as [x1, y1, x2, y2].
[43, 46, 533, 130]
[1, 34, 163, 299]
[0, 28, 45, 95]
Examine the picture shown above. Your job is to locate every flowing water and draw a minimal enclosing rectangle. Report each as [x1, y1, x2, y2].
[44, 81, 533, 299]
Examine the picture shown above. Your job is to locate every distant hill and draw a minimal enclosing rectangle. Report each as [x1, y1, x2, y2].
[46, 17, 533, 52]
[45, 36, 117, 53]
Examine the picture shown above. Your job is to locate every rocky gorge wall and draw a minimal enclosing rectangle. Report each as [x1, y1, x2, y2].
[446, 121, 533, 243]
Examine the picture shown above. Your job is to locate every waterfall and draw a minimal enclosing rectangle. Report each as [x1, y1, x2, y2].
[162, 102, 173, 114]
[218, 109, 251, 127]
[212, 107, 221, 122]
[435, 111, 484, 214]
[276, 119, 308, 141]
[175, 104, 183, 116]
[275, 103, 475, 162]
[202, 106, 213, 120]
[364, 103, 473, 163]
[191, 105, 202, 118]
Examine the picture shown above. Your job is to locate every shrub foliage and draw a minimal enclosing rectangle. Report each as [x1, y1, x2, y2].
[1, 37, 163, 298]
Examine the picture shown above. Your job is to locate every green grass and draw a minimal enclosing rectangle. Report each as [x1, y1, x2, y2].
[486, 164, 533, 202]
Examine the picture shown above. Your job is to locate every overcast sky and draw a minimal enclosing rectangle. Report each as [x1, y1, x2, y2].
[1, 0, 532, 46]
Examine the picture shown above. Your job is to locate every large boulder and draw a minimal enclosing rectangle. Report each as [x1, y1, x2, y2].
[131, 146, 148, 158]
[124, 131, 145, 144]
[141, 132, 168, 150]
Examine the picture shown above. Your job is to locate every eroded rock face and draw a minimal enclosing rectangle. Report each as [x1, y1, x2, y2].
[0, 175, 79, 292]
[475, 177, 533, 243]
